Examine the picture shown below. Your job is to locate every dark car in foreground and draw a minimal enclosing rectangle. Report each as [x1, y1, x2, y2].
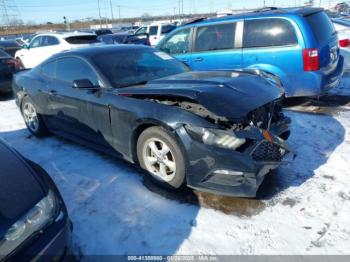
[12, 45, 293, 197]
[0, 49, 21, 94]
[0, 40, 21, 57]
[98, 32, 150, 46]
[0, 139, 71, 261]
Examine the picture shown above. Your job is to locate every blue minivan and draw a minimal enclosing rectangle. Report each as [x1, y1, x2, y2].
[157, 7, 344, 97]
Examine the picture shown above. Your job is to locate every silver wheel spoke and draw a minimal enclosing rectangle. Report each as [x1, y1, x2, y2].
[147, 156, 157, 165]
[163, 159, 175, 172]
[149, 141, 159, 155]
[160, 143, 170, 156]
[159, 162, 167, 177]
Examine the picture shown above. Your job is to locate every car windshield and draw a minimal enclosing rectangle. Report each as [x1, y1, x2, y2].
[0, 49, 10, 57]
[92, 48, 189, 88]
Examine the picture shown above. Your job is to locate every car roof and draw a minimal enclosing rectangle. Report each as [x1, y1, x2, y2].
[0, 39, 20, 46]
[51, 44, 151, 59]
[35, 31, 96, 38]
[182, 7, 323, 27]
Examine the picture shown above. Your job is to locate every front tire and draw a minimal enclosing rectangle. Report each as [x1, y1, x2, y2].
[137, 126, 186, 189]
[21, 96, 48, 137]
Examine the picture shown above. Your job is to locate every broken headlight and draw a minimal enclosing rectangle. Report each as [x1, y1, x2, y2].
[0, 190, 57, 258]
[185, 125, 246, 150]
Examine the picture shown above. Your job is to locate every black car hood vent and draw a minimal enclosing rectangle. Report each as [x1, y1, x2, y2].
[118, 71, 284, 120]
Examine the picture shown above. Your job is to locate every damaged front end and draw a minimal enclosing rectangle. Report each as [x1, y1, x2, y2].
[118, 71, 295, 197]
[146, 96, 294, 197]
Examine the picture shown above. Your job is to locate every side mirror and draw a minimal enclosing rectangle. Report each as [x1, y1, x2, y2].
[72, 79, 97, 89]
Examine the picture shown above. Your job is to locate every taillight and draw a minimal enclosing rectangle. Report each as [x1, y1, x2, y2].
[339, 39, 350, 47]
[302, 48, 319, 71]
[4, 58, 18, 69]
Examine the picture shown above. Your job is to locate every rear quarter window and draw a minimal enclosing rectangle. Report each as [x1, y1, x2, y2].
[65, 35, 99, 44]
[305, 11, 336, 43]
[243, 18, 298, 48]
[41, 61, 56, 78]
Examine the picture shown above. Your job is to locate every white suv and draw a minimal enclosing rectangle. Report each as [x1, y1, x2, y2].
[15, 32, 100, 69]
[135, 24, 176, 46]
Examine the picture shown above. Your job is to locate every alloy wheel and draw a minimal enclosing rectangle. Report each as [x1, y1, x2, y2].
[22, 102, 39, 133]
[142, 138, 176, 182]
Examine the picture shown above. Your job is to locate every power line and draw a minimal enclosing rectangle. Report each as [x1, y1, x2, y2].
[0, 0, 22, 26]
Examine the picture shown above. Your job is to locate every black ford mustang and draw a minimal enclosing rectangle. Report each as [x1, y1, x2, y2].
[13, 45, 293, 197]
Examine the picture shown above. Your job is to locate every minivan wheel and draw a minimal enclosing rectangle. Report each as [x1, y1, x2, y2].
[21, 96, 48, 137]
[137, 126, 186, 189]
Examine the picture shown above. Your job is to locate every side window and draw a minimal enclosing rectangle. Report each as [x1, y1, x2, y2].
[243, 19, 298, 48]
[46, 36, 60, 46]
[194, 23, 236, 52]
[160, 28, 191, 55]
[149, 26, 158, 36]
[161, 25, 176, 35]
[29, 36, 42, 48]
[55, 57, 99, 86]
[41, 61, 56, 78]
[136, 27, 147, 35]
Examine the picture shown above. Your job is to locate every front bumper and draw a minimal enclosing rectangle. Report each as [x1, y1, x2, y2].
[178, 118, 294, 198]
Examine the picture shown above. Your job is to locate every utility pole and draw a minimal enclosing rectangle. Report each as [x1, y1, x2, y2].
[104, 0, 108, 26]
[0, 0, 22, 27]
[109, 0, 114, 22]
[182, 0, 184, 16]
[97, 0, 102, 28]
[118, 5, 121, 20]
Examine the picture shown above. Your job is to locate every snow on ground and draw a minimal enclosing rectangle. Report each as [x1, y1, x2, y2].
[1, 83, 350, 256]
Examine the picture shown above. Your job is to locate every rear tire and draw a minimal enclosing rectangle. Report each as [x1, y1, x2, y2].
[21, 96, 48, 137]
[137, 126, 186, 189]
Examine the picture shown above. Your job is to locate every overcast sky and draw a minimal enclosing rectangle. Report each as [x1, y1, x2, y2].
[11, 0, 334, 24]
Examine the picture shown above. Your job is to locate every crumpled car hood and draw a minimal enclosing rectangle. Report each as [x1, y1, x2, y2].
[117, 71, 284, 120]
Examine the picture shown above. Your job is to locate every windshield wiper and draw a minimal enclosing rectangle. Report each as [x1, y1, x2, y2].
[118, 81, 148, 88]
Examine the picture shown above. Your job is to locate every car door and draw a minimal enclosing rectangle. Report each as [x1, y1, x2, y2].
[19, 36, 43, 68]
[158, 28, 192, 66]
[46, 56, 110, 145]
[149, 25, 159, 46]
[190, 21, 242, 71]
[39, 36, 62, 62]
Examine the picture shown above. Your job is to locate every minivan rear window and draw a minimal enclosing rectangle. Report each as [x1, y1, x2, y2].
[243, 18, 298, 48]
[305, 11, 336, 44]
[65, 35, 99, 44]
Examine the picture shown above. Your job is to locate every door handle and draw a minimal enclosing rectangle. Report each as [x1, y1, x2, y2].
[194, 57, 203, 62]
